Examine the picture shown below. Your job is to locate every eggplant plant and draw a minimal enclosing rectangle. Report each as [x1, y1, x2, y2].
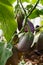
[0, 0, 43, 65]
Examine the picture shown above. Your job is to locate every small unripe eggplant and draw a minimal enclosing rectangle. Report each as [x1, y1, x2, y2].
[17, 12, 24, 30]
[37, 32, 43, 53]
[16, 32, 34, 52]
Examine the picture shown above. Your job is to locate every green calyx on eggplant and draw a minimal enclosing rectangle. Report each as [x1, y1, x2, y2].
[16, 32, 34, 52]
[37, 32, 43, 53]
[17, 12, 24, 30]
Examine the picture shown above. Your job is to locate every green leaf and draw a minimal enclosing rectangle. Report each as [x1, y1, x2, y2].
[25, 4, 33, 13]
[0, 0, 16, 4]
[31, 0, 37, 4]
[25, 4, 33, 10]
[40, 19, 43, 26]
[21, 0, 30, 2]
[29, 9, 43, 19]
[40, 0, 43, 5]
[39, 9, 43, 15]
[22, 0, 37, 4]
[8, 0, 16, 4]
[40, 20, 43, 31]
[0, 42, 12, 65]
[0, 0, 12, 6]
[0, 0, 17, 41]
[29, 9, 40, 19]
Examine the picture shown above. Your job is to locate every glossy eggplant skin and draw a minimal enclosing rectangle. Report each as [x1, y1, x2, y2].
[17, 32, 34, 52]
[27, 20, 34, 33]
[37, 32, 43, 53]
[24, 20, 34, 33]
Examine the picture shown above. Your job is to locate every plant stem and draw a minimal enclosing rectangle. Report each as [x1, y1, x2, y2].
[9, 27, 24, 44]
[20, 0, 27, 15]
[9, 33, 17, 44]
[26, 0, 40, 18]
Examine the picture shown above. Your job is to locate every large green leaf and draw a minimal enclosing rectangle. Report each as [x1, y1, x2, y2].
[0, 0, 12, 6]
[0, 0, 17, 41]
[1, 0, 16, 4]
[8, 0, 16, 4]
[0, 42, 12, 65]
